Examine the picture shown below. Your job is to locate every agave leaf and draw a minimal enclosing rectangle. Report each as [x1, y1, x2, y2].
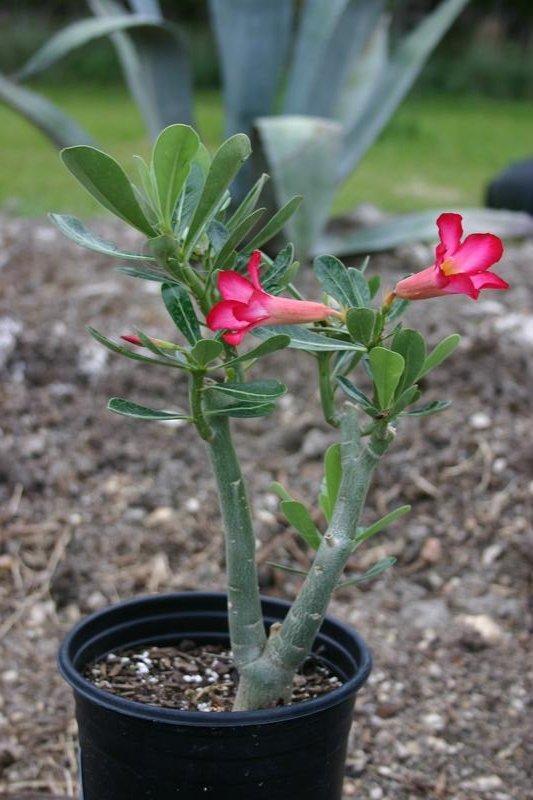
[339, 0, 470, 180]
[314, 207, 533, 257]
[284, 0, 350, 114]
[209, 0, 292, 138]
[88, 0, 192, 138]
[256, 116, 342, 257]
[337, 11, 389, 129]
[0, 73, 92, 149]
[311, 0, 385, 119]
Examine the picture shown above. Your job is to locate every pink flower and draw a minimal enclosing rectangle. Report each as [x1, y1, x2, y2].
[393, 213, 507, 301]
[207, 250, 340, 345]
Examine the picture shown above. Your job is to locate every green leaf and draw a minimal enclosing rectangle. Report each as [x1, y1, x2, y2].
[337, 557, 397, 589]
[369, 347, 405, 409]
[353, 505, 411, 547]
[390, 385, 421, 417]
[314, 254, 357, 308]
[392, 328, 426, 393]
[245, 196, 303, 252]
[346, 307, 376, 346]
[215, 208, 266, 268]
[253, 325, 363, 353]
[227, 173, 269, 231]
[184, 133, 251, 255]
[88, 327, 186, 369]
[368, 275, 381, 299]
[152, 124, 199, 227]
[387, 298, 410, 322]
[349, 268, 371, 307]
[49, 213, 153, 261]
[420, 334, 461, 377]
[336, 376, 377, 413]
[205, 400, 276, 418]
[222, 334, 290, 367]
[404, 400, 451, 417]
[267, 562, 309, 579]
[161, 283, 201, 345]
[190, 339, 224, 366]
[0, 73, 92, 150]
[61, 146, 156, 236]
[280, 500, 322, 550]
[117, 265, 175, 283]
[320, 443, 342, 522]
[262, 244, 296, 293]
[205, 379, 286, 402]
[269, 481, 293, 503]
[108, 397, 188, 421]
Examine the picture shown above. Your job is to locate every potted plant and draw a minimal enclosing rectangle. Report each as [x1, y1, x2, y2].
[53, 125, 507, 800]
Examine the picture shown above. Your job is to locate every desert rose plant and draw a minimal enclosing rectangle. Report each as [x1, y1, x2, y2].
[52, 125, 507, 710]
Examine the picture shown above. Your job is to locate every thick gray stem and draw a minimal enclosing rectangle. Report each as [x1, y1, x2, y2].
[234, 408, 391, 709]
[207, 415, 267, 668]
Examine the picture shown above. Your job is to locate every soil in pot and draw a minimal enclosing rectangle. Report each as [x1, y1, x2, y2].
[84, 640, 343, 712]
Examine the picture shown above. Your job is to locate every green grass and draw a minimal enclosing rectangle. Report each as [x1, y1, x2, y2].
[0, 87, 531, 218]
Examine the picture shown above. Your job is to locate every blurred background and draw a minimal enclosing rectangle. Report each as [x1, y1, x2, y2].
[0, 0, 531, 218]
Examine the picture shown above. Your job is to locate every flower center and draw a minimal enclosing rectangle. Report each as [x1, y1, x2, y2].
[440, 257, 457, 276]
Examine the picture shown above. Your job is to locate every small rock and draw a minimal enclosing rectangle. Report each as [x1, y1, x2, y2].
[457, 614, 504, 646]
[482, 543, 505, 566]
[460, 774, 503, 792]
[185, 497, 200, 512]
[369, 787, 384, 800]
[421, 712, 446, 732]
[345, 750, 368, 777]
[376, 701, 402, 719]
[77, 340, 108, 379]
[469, 411, 491, 430]
[421, 537, 442, 564]
[301, 428, 332, 459]
[145, 507, 177, 528]
[0, 316, 22, 369]
[400, 599, 450, 630]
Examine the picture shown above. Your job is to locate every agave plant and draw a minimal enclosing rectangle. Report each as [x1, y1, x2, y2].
[2, 0, 532, 256]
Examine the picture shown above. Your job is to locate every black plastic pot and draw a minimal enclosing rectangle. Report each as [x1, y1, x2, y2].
[59, 592, 372, 800]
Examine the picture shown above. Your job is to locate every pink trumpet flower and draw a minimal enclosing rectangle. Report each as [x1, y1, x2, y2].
[393, 213, 507, 301]
[207, 250, 340, 345]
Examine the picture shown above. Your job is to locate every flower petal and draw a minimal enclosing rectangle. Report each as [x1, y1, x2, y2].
[440, 273, 478, 299]
[206, 300, 250, 330]
[451, 233, 504, 275]
[247, 250, 263, 290]
[470, 271, 509, 291]
[437, 212, 463, 254]
[218, 270, 254, 302]
[232, 291, 269, 324]
[223, 329, 249, 346]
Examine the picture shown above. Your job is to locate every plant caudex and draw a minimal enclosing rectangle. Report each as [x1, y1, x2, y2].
[52, 125, 506, 711]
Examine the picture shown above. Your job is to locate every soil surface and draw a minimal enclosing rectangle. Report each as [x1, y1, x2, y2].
[84, 641, 342, 711]
[0, 214, 532, 799]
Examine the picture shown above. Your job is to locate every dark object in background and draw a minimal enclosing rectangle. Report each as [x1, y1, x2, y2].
[487, 158, 533, 215]
[59, 592, 372, 800]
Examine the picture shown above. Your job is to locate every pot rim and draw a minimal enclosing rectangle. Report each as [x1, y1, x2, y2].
[59, 591, 372, 726]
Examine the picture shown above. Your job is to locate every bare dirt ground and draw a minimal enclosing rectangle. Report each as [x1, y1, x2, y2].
[0, 215, 531, 799]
